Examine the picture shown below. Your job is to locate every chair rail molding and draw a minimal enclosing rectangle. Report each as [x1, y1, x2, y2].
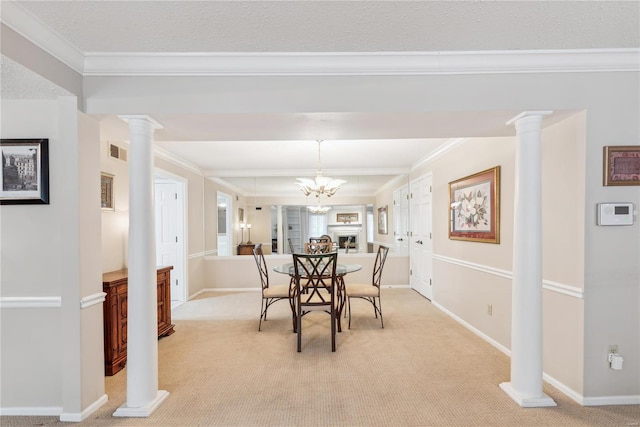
[0, 296, 62, 308]
[432, 254, 584, 299]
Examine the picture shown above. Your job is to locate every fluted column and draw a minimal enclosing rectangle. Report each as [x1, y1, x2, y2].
[499, 111, 556, 407]
[114, 115, 169, 417]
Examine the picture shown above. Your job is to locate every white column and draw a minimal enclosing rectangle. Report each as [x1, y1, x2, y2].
[499, 111, 556, 407]
[114, 115, 169, 417]
[277, 205, 284, 254]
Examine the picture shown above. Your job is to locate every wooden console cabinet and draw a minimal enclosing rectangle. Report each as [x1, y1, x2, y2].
[237, 244, 255, 255]
[102, 266, 174, 376]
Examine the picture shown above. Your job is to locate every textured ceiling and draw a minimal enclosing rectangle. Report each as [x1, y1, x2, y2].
[15, 1, 640, 53]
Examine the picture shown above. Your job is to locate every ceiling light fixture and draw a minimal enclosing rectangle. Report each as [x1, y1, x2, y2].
[297, 140, 346, 198]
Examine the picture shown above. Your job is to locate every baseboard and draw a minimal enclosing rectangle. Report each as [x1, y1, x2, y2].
[0, 406, 62, 416]
[190, 288, 260, 300]
[432, 300, 511, 356]
[60, 393, 108, 422]
[542, 373, 584, 405]
[582, 395, 640, 406]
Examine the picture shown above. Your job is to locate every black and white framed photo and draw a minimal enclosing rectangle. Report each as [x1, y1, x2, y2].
[0, 139, 50, 205]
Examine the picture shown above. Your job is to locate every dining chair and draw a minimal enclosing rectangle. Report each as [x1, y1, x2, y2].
[253, 244, 295, 331]
[345, 245, 389, 329]
[292, 252, 338, 352]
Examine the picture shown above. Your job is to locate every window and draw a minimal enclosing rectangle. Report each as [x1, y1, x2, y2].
[308, 213, 328, 237]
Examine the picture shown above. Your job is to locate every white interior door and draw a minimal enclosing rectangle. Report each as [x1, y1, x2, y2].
[155, 178, 186, 307]
[409, 174, 433, 299]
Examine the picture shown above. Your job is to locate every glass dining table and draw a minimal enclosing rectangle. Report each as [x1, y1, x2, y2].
[273, 262, 362, 332]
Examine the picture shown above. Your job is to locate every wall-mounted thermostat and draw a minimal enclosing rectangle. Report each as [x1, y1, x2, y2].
[597, 203, 634, 226]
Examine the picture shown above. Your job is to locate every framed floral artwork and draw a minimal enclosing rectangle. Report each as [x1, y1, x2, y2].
[603, 145, 640, 186]
[448, 166, 500, 243]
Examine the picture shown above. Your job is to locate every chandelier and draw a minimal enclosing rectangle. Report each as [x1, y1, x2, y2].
[297, 140, 346, 198]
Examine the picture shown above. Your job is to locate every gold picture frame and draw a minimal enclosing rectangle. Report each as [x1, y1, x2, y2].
[337, 213, 358, 223]
[448, 166, 500, 244]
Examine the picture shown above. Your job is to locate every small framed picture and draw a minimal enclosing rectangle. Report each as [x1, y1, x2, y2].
[337, 212, 358, 223]
[603, 145, 640, 186]
[101, 173, 114, 210]
[378, 205, 388, 235]
[0, 139, 50, 205]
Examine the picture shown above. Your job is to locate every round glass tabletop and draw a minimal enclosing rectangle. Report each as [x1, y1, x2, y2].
[273, 263, 362, 276]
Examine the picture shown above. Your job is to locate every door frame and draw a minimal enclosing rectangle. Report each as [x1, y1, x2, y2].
[154, 169, 187, 307]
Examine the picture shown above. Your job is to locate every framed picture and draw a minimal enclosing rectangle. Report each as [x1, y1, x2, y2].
[603, 145, 640, 186]
[378, 205, 388, 235]
[449, 166, 500, 244]
[0, 139, 50, 205]
[337, 212, 358, 223]
[101, 173, 114, 210]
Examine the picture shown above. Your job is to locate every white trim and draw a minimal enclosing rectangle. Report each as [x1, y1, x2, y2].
[59, 394, 108, 422]
[412, 138, 468, 171]
[432, 254, 584, 299]
[499, 382, 557, 408]
[0, 0, 85, 73]
[433, 300, 511, 356]
[542, 280, 584, 299]
[433, 254, 512, 280]
[189, 251, 206, 259]
[82, 49, 640, 77]
[0, 296, 62, 308]
[80, 292, 106, 309]
[582, 395, 640, 406]
[0, 406, 62, 416]
[154, 146, 203, 176]
[542, 373, 584, 405]
[113, 390, 170, 418]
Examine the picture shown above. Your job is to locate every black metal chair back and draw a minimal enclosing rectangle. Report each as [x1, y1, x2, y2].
[292, 252, 338, 352]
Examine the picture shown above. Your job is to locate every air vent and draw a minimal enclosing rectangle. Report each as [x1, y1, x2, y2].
[109, 144, 127, 162]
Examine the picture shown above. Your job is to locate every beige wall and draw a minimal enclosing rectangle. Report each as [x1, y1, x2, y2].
[1, 99, 104, 417]
[414, 114, 588, 396]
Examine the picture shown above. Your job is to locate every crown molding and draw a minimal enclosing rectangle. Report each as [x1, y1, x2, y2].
[153, 146, 203, 176]
[83, 49, 640, 77]
[0, 0, 85, 73]
[3, 0, 637, 77]
[205, 168, 407, 178]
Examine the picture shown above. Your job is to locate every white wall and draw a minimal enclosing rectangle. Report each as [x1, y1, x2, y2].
[1, 98, 104, 418]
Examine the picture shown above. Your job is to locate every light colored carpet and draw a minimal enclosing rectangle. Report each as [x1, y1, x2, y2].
[3, 288, 639, 426]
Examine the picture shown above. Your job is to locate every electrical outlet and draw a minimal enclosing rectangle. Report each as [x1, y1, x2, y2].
[608, 345, 618, 354]
[487, 304, 493, 316]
